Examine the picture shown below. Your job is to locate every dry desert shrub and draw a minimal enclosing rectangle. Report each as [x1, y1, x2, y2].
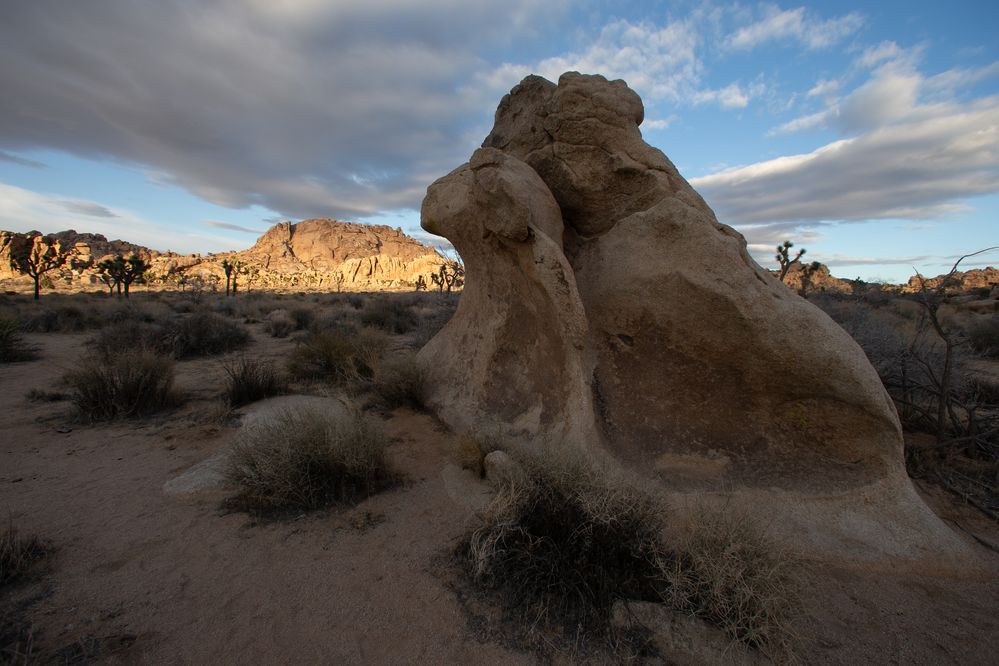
[265, 309, 296, 338]
[0, 318, 37, 363]
[370, 351, 425, 409]
[360, 296, 419, 334]
[159, 311, 249, 358]
[965, 316, 999, 358]
[225, 406, 395, 513]
[464, 450, 672, 637]
[461, 446, 798, 660]
[88, 320, 162, 361]
[287, 328, 386, 384]
[666, 504, 798, 661]
[289, 306, 315, 331]
[0, 521, 48, 587]
[221, 355, 285, 407]
[65, 350, 177, 421]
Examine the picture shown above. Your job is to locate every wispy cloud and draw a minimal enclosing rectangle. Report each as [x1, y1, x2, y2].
[0, 181, 222, 254]
[59, 200, 118, 218]
[203, 220, 265, 234]
[0, 150, 45, 169]
[726, 5, 863, 51]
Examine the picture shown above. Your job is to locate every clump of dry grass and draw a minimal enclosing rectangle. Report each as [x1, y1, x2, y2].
[222, 355, 285, 407]
[65, 350, 177, 421]
[371, 351, 425, 409]
[1, 520, 48, 587]
[160, 311, 250, 358]
[225, 406, 396, 513]
[464, 450, 669, 636]
[287, 329, 386, 384]
[0, 318, 36, 363]
[461, 447, 798, 660]
[665, 505, 798, 661]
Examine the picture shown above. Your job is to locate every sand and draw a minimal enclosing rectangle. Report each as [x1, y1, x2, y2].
[2, 326, 998, 664]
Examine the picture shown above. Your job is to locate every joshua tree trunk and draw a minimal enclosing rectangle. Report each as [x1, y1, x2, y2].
[32, 274, 40, 300]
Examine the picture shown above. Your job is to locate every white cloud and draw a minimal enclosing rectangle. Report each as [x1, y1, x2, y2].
[0, 0, 566, 221]
[643, 115, 678, 131]
[807, 78, 840, 98]
[203, 220, 264, 234]
[726, 5, 863, 51]
[768, 109, 831, 135]
[695, 90, 999, 226]
[856, 41, 905, 68]
[478, 15, 764, 113]
[0, 181, 235, 253]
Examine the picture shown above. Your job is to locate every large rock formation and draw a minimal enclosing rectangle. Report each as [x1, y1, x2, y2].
[419, 72, 975, 568]
[0, 220, 443, 292]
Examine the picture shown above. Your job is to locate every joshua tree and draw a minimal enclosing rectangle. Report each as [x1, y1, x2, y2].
[97, 256, 125, 296]
[430, 253, 465, 297]
[333, 271, 346, 293]
[9, 236, 68, 300]
[775, 240, 806, 282]
[97, 254, 149, 298]
[415, 275, 427, 292]
[221, 258, 243, 296]
[799, 261, 823, 297]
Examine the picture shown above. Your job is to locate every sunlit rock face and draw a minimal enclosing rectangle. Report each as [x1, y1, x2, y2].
[419, 72, 976, 569]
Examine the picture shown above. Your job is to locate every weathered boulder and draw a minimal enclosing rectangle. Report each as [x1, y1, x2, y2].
[418, 72, 977, 568]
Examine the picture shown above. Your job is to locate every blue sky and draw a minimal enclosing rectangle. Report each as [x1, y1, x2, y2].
[0, 1, 996, 281]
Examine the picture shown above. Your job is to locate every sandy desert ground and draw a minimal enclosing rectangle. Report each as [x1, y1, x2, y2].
[2, 294, 998, 665]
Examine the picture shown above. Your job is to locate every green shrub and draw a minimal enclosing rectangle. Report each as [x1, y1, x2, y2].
[160, 312, 249, 358]
[0, 318, 37, 363]
[371, 351, 425, 409]
[65, 350, 177, 421]
[225, 406, 395, 512]
[222, 356, 285, 407]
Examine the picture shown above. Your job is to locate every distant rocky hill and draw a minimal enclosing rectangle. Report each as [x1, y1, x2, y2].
[903, 266, 999, 293]
[0, 219, 444, 292]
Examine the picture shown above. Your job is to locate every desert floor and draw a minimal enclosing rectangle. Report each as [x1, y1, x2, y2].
[3, 319, 999, 664]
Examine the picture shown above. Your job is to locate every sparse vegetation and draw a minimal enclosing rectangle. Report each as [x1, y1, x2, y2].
[1, 520, 48, 587]
[666, 505, 798, 660]
[287, 329, 385, 384]
[360, 297, 419, 334]
[65, 350, 177, 421]
[160, 311, 250, 358]
[0, 318, 36, 362]
[460, 447, 797, 659]
[225, 406, 395, 513]
[25, 388, 68, 402]
[371, 351, 425, 409]
[221, 355, 285, 407]
[966, 316, 999, 358]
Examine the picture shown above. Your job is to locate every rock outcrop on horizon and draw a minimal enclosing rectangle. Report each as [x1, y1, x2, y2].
[418, 72, 974, 567]
[0, 219, 443, 292]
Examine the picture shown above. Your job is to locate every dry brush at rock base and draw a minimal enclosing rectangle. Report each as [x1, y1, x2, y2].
[224, 406, 396, 514]
[417, 72, 979, 571]
[458, 447, 798, 661]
